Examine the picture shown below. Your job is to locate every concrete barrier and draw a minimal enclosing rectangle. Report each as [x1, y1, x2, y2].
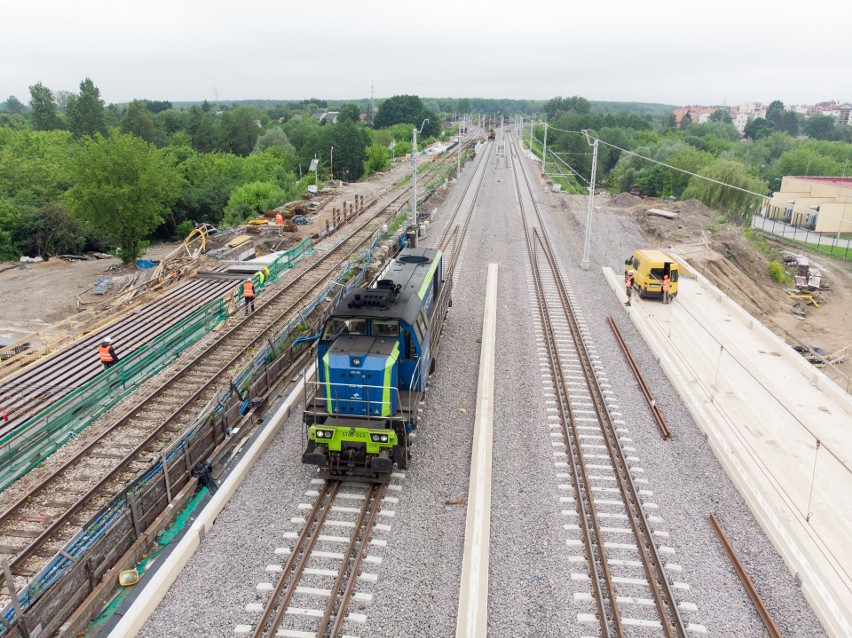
[107, 364, 315, 638]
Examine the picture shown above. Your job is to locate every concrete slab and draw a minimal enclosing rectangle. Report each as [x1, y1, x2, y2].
[603, 266, 852, 638]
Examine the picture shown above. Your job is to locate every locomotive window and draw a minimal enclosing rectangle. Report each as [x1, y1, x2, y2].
[322, 318, 368, 340]
[372, 320, 400, 337]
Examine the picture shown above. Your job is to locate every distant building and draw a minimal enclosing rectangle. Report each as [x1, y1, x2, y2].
[314, 111, 339, 124]
[763, 176, 852, 233]
[672, 105, 723, 125]
[729, 102, 767, 135]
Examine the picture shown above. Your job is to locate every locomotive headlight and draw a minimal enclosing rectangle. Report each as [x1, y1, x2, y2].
[315, 429, 334, 439]
[371, 433, 389, 443]
[380, 434, 388, 442]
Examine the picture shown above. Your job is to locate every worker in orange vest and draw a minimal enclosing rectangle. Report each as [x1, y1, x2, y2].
[625, 270, 635, 306]
[242, 279, 255, 315]
[275, 212, 284, 225]
[98, 337, 119, 370]
[662, 274, 671, 304]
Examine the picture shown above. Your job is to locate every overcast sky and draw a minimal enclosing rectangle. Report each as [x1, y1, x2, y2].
[3, 0, 850, 108]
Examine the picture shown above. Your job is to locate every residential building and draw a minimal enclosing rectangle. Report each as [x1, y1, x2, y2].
[763, 176, 852, 234]
[672, 105, 723, 125]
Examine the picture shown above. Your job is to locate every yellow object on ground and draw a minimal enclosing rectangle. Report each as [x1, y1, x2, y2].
[227, 235, 252, 248]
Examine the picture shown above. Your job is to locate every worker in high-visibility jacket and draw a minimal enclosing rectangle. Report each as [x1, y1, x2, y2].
[98, 337, 119, 371]
[275, 212, 284, 225]
[662, 274, 671, 304]
[625, 270, 635, 306]
[242, 279, 256, 315]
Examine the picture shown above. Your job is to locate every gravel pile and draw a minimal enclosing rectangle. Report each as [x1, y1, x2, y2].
[133, 139, 826, 638]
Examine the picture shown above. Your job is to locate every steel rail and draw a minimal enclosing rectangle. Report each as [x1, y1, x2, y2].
[0, 166, 445, 577]
[511, 151, 616, 636]
[320, 483, 385, 638]
[709, 513, 783, 638]
[509, 133, 688, 637]
[251, 481, 340, 638]
[607, 317, 671, 439]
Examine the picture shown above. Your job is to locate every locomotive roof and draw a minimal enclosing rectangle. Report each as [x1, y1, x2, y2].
[332, 247, 442, 325]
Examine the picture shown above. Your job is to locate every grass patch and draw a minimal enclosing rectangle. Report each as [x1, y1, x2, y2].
[785, 238, 852, 261]
[768, 261, 788, 283]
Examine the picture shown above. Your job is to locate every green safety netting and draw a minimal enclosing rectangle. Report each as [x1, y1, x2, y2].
[0, 299, 228, 493]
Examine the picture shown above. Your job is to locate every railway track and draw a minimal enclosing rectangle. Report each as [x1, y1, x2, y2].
[232, 139, 495, 638]
[508, 133, 701, 636]
[243, 480, 389, 638]
[0, 276, 237, 432]
[0, 148, 465, 601]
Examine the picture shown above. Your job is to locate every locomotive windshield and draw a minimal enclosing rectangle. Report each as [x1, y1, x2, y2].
[372, 320, 400, 337]
[322, 317, 367, 340]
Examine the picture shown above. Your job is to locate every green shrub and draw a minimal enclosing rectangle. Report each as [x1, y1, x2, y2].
[768, 261, 786, 283]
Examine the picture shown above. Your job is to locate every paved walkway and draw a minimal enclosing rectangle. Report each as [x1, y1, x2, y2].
[751, 215, 852, 252]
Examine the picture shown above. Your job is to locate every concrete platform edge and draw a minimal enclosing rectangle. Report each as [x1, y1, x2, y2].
[603, 266, 850, 638]
[107, 363, 315, 638]
[456, 263, 498, 638]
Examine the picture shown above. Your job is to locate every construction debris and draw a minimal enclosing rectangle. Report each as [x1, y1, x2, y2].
[793, 345, 848, 368]
[647, 208, 679, 220]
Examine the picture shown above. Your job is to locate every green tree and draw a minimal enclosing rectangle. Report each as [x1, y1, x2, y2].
[253, 127, 296, 155]
[338, 103, 361, 123]
[64, 133, 183, 261]
[187, 106, 219, 152]
[743, 117, 775, 140]
[363, 143, 391, 176]
[28, 82, 63, 131]
[122, 99, 158, 143]
[679, 113, 692, 128]
[777, 147, 841, 177]
[374, 95, 425, 128]
[765, 100, 799, 136]
[804, 113, 836, 140]
[543, 96, 591, 119]
[224, 181, 284, 225]
[221, 106, 264, 155]
[0, 128, 73, 203]
[1, 96, 25, 114]
[145, 100, 173, 114]
[708, 109, 732, 124]
[16, 203, 84, 257]
[324, 120, 371, 181]
[66, 78, 107, 138]
[682, 158, 767, 223]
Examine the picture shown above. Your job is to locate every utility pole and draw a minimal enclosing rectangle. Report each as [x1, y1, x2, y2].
[457, 113, 462, 176]
[412, 119, 430, 227]
[580, 131, 599, 271]
[541, 119, 548, 177]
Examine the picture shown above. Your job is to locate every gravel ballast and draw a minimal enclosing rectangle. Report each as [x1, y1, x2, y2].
[133, 137, 826, 638]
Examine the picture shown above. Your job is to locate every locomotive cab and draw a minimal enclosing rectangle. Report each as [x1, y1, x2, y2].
[302, 247, 451, 482]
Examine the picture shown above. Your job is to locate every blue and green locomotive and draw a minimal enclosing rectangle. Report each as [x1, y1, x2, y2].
[302, 246, 451, 482]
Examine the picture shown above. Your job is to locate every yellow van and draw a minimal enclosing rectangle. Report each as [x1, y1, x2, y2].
[624, 249, 679, 300]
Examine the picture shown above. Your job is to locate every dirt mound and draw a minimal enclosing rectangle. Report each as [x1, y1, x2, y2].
[611, 192, 644, 207]
[635, 199, 716, 246]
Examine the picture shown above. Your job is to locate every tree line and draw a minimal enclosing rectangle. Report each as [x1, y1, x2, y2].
[536, 96, 852, 224]
[0, 80, 452, 262]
